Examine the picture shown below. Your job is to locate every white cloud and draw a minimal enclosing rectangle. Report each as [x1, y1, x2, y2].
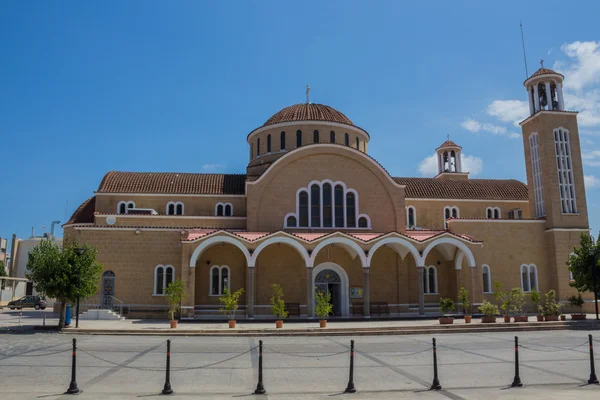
[583, 150, 600, 167]
[486, 100, 530, 126]
[460, 118, 519, 139]
[461, 118, 481, 132]
[555, 41, 600, 91]
[201, 163, 226, 171]
[585, 175, 600, 189]
[418, 153, 483, 177]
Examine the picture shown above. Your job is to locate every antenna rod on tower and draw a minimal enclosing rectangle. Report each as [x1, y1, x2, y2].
[520, 21, 529, 79]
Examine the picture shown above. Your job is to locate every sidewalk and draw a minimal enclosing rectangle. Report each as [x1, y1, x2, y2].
[63, 315, 600, 336]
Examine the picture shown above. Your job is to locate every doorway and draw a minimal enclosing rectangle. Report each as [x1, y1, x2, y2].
[101, 271, 116, 309]
[312, 262, 349, 317]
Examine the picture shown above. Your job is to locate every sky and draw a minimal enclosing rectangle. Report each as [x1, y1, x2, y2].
[1, 1, 600, 243]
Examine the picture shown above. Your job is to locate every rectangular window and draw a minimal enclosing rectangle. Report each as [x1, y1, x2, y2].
[322, 184, 332, 227]
[311, 184, 321, 227]
[267, 134, 271, 153]
[296, 130, 302, 148]
[529, 133, 545, 217]
[554, 128, 577, 213]
[211, 269, 219, 295]
[280, 131, 286, 150]
[313, 130, 319, 143]
[299, 191, 309, 227]
[334, 185, 344, 227]
[346, 193, 356, 227]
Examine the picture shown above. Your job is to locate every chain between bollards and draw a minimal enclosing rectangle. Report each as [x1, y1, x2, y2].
[65, 338, 81, 394]
[162, 340, 173, 395]
[430, 338, 442, 390]
[588, 334, 599, 385]
[344, 340, 356, 393]
[254, 340, 266, 395]
[511, 336, 523, 388]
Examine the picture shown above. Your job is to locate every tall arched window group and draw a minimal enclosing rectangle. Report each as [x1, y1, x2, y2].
[554, 127, 577, 214]
[215, 202, 233, 216]
[486, 207, 501, 219]
[520, 264, 538, 292]
[423, 266, 438, 294]
[166, 201, 184, 215]
[210, 265, 230, 296]
[154, 265, 174, 295]
[284, 180, 371, 229]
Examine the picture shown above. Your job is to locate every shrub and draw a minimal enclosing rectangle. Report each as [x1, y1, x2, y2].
[439, 298, 455, 316]
[543, 289, 561, 316]
[165, 279, 186, 322]
[219, 288, 244, 321]
[315, 288, 333, 319]
[457, 286, 470, 315]
[493, 281, 511, 316]
[530, 289, 543, 314]
[478, 300, 500, 317]
[568, 293, 585, 313]
[270, 284, 288, 320]
[509, 288, 526, 315]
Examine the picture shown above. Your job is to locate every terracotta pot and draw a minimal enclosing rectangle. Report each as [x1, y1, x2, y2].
[320, 320, 327, 328]
[560, 315, 566, 321]
[514, 316, 529, 323]
[572, 314, 587, 320]
[503, 315, 511, 323]
[439, 317, 454, 325]
[544, 315, 559, 322]
[276, 320, 283, 329]
[464, 315, 472, 323]
[170, 320, 178, 329]
[481, 316, 496, 323]
[536, 314, 544, 322]
[228, 320, 236, 329]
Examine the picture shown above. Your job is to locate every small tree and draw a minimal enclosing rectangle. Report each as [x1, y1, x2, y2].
[568, 293, 585, 314]
[457, 286, 470, 315]
[543, 289, 561, 316]
[530, 289, 543, 315]
[219, 288, 244, 321]
[478, 300, 500, 317]
[315, 288, 333, 319]
[164, 279, 186, 321]
[270, 283, 288, 320]
[567, 232, 600, 294]
[493, 281, 511, 316]
[439, 298, 454, 316]
[0, 260, 6, 290]
[26, 239, 102, 329]
[509, 288, 526, 315]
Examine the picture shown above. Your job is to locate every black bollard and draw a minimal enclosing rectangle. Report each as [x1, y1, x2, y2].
[254, 340, 266, 395]
[430, 338, 442, 390]
[65, 338, 82, 394]
[588, 334, 599, 385]
[511, 336, 523, 387]
[344, 340, 356, 393]
[162, 340, 173, 395]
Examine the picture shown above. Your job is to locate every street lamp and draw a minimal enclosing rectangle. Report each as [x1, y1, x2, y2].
[74, 247, 86, 328]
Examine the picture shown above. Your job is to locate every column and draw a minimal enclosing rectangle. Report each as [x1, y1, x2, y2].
[456, 152, 462, 172]
[557, 83, 565, 110]
[533, 84, 540, 112]
[246, 267, 255, 318]
[437, 152, 443, 174]
[545, 82, 553, 110]
[417, 265, 425, 316]
[527, 86, 534, 115]
[306, 267, 313, 318]
[363, 268, 370, 318]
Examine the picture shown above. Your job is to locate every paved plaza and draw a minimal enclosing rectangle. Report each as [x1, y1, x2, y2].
[1, 325, 600, 399]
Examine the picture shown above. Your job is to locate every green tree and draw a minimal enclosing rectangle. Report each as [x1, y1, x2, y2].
[270, 283, 288, 319]
[567, 232, 600, 293]
[26, 239, 102, 329]
[0, 260, 6, 277]
[165, 279, 186, 321]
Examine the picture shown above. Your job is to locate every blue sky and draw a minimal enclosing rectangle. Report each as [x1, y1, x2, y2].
[1, 1, 600, 242]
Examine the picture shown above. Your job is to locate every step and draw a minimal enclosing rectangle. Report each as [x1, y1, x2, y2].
[79, 309, 125, 320]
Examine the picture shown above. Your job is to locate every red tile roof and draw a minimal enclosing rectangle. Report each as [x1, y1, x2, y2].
[65, 197, 96, 225]
[97, 171, 246, 195]
[437, 139, 461, 149]
[263, 103, 354, 127]
[393, 177, 528, 200]
[525, 67, 564, 84]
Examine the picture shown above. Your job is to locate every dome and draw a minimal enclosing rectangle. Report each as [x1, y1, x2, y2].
[524, 67, 564, 85]
[262, 103, 353, 127]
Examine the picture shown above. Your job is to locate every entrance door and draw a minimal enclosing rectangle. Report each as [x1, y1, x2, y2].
[101, 271, 116, 309]
[315, 269, 342, 317]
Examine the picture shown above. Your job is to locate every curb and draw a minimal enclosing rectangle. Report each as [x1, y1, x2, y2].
[61, 321, 600, 336]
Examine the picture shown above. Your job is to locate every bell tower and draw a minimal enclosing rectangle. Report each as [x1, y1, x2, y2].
[520, 65, 589, 300]
[435, 139, 468, 180]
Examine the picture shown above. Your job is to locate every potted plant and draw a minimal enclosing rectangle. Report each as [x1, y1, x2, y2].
[439, 298, 455, 324]
[494, 282, 511, 323]
[478, 300, 499, 323]
[165, 279, 186, 329]
[543, 289, 561, 321]
[457, 286, 471, 323]
[270, 284, 288, 328]
[569, 293, 586, 320]
[219, 287, 244, 328]
[510, 288, 528, 322]
[530, 289, 544, 322]
[315, 288, 334, 328]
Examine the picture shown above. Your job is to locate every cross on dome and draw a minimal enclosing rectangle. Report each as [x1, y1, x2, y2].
[540, 59, 544, 68]
[305, 84, 310, 104]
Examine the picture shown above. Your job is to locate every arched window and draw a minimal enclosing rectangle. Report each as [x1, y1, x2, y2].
[529, 265, 538, 292]
[356, 137, 360, 150]
[423, 266, 438, 294]
[296, 130, 302, 148]
[486, 207, 501, 219]
[521, 264, 530, 292]
[215, 202, 233, 216]
[346, 192, 356, 228]
[520, 264, 538, 292]
[358, 216, 368, 228]
[322, 183, 332, 227]
[210, 266, 230, 296]
[313, 130, 319, 143]
[267, 134, 272, 153]
[285, 215, 297, 227]
[280, 131, 286, 150]
[310, 184, 321, 227]
[117, 201, 135, 214]
[176, 203, 183, 215]
[482, 265, 492, 293]
[257, 138, 260, 156]
[330, 131, 335, 143]
[154, 265, 175, 295]
[224, 204, 232, 216]
[345, 133, 349, 146]
[299, 190, 309, 227]
[494, 208, 500, 219]
[216, 204, 224, 216]
[334, 185, 344, 227]
[406, 206, 416, 228]
[443, 206, 459, 229]
[167, 201, 184, 216]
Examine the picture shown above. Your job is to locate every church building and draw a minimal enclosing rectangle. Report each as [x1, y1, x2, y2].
[64, 67, 590, 319]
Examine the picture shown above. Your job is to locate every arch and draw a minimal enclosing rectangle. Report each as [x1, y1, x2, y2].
[189, 235, 252, 267]
[454, 250, 465, 270]
[310, 237, 367, 268]
[366, 237, 420, 267]
[421, 237, 476, 268]
[312, 262, 350, 317]
[251, 236, 311, 268]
